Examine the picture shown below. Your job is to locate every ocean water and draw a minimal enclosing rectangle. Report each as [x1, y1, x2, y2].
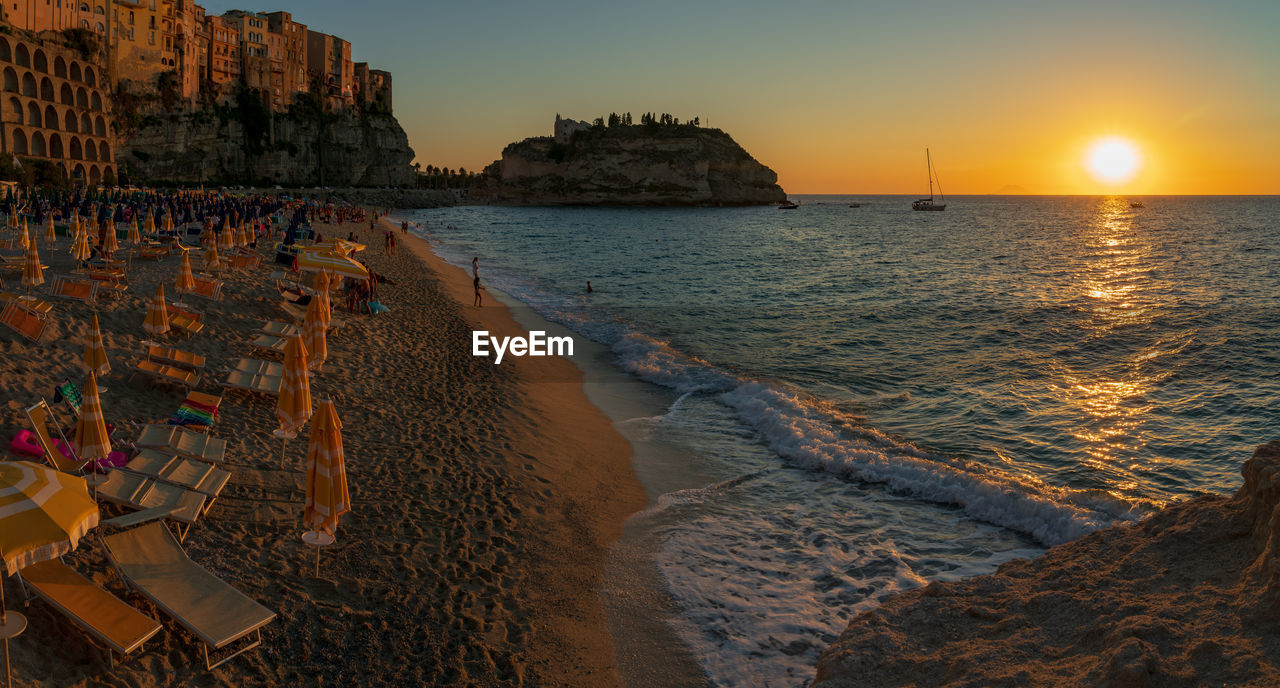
[401, 195, 1280, 686]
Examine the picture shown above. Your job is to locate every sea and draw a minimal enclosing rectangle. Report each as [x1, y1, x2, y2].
[399, 195, 1279, 687]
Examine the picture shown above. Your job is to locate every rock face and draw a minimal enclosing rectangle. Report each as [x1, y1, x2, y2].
[474, 125, 787, 206]
[118, 109, 415, 187]
[814, 441, 1280, 688]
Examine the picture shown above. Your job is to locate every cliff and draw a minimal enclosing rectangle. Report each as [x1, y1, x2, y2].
[473, 125, 787, 206]
[117, 103, 416, 188]
[814, 440, 1280, 688]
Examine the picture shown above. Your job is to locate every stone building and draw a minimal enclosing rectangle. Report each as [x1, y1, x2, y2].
[0, 1, 107, 34]
[354, 62, 391, 112]
[265, 11, 307, 108]
[111, 0, 179, 88]
[306, 29, 352, 105]
[205, 12, 239, 95]
[554, 114, 591, 144]
[0, 33, 115, 184]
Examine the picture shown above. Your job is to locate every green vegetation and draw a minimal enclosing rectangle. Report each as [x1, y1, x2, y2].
[0, 156, 73, 190]
[60, 28, 100, 59]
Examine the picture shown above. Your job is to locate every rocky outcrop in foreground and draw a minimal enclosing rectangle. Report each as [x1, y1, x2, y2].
[816, 441, 1280, 688]
[474, 125, 787, 206]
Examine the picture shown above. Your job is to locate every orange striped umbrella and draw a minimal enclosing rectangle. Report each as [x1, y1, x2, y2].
[71, 226, 91, 263]
[0, 461, 98, 577]
[73, 372, 111, 462]
[302, 399, 350, 573]
[17, 218, 29, 250]
[276, 334, 312, 437]
[303, 295, 327, 371]
[127, 219, 141, 245]
[82, 313, 110, 376]
[176, 249, 196, 293]
[218, 225, 234, 252]
[22, 238, 44, 294]
[101, 219, 119, 255]
[44, 215, 56, 244]
[203, 242, 219, 271]
[313, 270, 332, 329]
[143, 284, 170, 336]
[144, 211, 156, 235]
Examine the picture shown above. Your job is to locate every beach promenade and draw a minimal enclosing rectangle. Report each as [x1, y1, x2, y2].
[0, 212, 645, 687]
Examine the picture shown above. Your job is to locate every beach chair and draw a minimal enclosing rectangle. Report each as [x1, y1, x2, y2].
[95, 471, 207, 540]
[77, 266, 127, 283]
[226, 252, 261, 269]
[261, 320, 300, 338]
[17, 559, 163, 667]
[245, 333, 288, 355]
[138, 244, 170, 260]
[135, 424, 227, 464]
[0, 302, 47, 342]
[232, 358, 284, 378]
[122, 449, 231, 502]
[141, 344, 206, 371]
[190, 276, 223, 301]
[100, 522, 277, 670]
[23, 400, 88, 473]
[130, 359, 199, 391]
[220, 370, 282, 397]
[167, 391, 221, 432]
[0, 292, 54, 318]
[169, 313, 204, 338]
[281, 300, 348, 333]
[49, 274, 99, 304]
[166, 302, 203, 323]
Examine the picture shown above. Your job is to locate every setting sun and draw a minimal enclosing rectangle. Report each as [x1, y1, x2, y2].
[1085, 138, 1142, 185]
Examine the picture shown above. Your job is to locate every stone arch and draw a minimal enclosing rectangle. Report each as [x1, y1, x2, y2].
[60, 83, 73, 105]
[33, 49, 48, 74]
[30, 131, 46, 157]
[80, 112, 91, 133]
[73, 163, 85, 181]
[11, 129, 27, 155]
[69, 136, 82, 160]
[84, 67, 96, 88]
[0, 38, 10, 63]
[2, 67, 15, 93]
[85, 140, 98, 161]
[64, 109, 77, 132]
[89, 165, 101, 185]
[99, 140, 110, 162]
[21, 71, 36, 97]
[54, 56, 67, 79]
[94, 115, 106, 137]
[69, 62, 82, 83]
[95, 22, 105, 35]
[90, 92, 102, 111]
[49, 133, 63, 159]
[40, 76, 54, 101]
[7, 96, 21, 124]
[26, 101, 41, 128]
[102, 164, 113, 182]
[75, 87, 88, 109]
[44, 105, 57, 129]
[15, 44, 29, 69]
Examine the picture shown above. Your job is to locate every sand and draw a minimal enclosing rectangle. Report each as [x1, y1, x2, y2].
[815, 440, 1280, 688]
[0, 212, 646, 686]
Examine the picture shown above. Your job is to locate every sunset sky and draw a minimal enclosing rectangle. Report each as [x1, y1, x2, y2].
[202, 1, 1279, 194]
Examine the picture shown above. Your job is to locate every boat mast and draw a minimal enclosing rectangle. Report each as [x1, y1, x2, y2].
[926, 148, 934, 201]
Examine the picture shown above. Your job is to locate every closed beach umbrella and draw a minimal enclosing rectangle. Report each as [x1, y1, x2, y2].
[43, 215, 56, 244]
[218, 226, 234, 252]
[145, 211, 156, 235]
[101, 220, 119, 255]
[143, 284, 170, 336]
[303, 295, 327, 371]
[21, 240, 43, 295]
[73, 372, 111, 463]
[127, 219, 141, 245]
[71, 228, 91, 263]
[83, 313, 110, 376]
[297, 251, 367, 280]
[203, 242, 219, 271]
[276, 334, 312, 437]
[314, 270, 331, 329]
[176, 250, 196, 293]
[17, 219, 28, 250]
[302, 399, 350, 574]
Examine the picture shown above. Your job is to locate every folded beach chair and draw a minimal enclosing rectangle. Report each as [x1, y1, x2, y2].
[167, 391, 221, 432]
[190, 276, 223, 301]
[169, 313, 204, 338]
[166, 302, 203, 323]
[95, 471, 207, 539]
[49, 274, 99, 304]
[122, 449, 230, 501]
[260, 320, 300, 338]
[23, 400, 88, 473]
[100, 522, 277, 670]
[232, 358, 284, 377]
[141, 344, 206, 371]
[130, 359, 200, 391]
[17, 559, 163, 667]
[281, 300, 348, 333]
[220, 370, 282, 397]
[0, 302, 47, 342]
[135, 424, 227, 464]
[0, 292, 54, 318]
[245, 333, 288, 355]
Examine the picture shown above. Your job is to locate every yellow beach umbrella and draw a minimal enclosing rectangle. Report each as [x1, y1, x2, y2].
[143, 284, 170, 336]
[71, 228, 91, 263]
[83, 313, 109, 376]
[218, 226, 234, 252]
[73, 372, 112, 465]
[302, 399, 350, 574]
[101, 220, 119, 255]
[17, 219, 28, 250]
[127, 218, 141, 246]
[21, 240, 43, 296]
[303, 295, 327, 371]
[176, 249, 196, 293]
[238, 224, 250, 248]
[203, 243, 219, 271]
[145, 211, 156, 235]
[43, 215, 56, 244]
[276, 334, 312, 436]
[297, 251, 367, 280]
[314, 270, 331, 329]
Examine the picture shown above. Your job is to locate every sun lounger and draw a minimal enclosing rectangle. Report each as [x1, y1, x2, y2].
[75, 266, 127, 283]
[227, 252, 262, 269]
[24, 399, 88, 473]
[130, 359, 199, 391]
[141, 344, 206, 371]
[18, 558, 163, 667]
[49, 274, 99, 304]
[0, 292, 54, 317]
[138, 245, 170, 260]
[122, 449, 230, 500]
[190, 276, 223, 301]
[135, 424, 227, 464]
[169, 313, 204, 338]
[165, 302, 203, 323]
[220, 370, 282, 397]
[95, 471, 206, 539]
[245, 333, 288, 354]
[261, 321, 300, 337]
[232, 358, 284, 377]
[281, 300, 348, 332]
[167, 391, 221, 432]
[100, 522, 276, 670]
[1, 302, 47, 341]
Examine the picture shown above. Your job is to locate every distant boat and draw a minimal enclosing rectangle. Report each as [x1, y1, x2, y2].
[849, 202, 861, 208]
[912, 148, 946, 211]
[778, 200, 799, 210]
[1130, 201, 1144, 208]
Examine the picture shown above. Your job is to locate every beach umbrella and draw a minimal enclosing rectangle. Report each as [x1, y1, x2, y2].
[143, 284, 170, 336]
[0, 461, 99, 688]
[218, 225, 234, 252]
[202, 242, 219, 271]
[176, 249, 196, 293]
[21, 240, 43, 297]
[297, 251, 368, 280]
[127, 219, 141, 245]
[16, 219, 28, 251]
[101, 220, 119, 256]
[303, 295, 327, 371]
[82, 313, 110, 376]
[43, 215, 55, 244]
[145, 211, 156, 235]
[70, 227, 91, 263]
[73, 372, 111, 469]
[314, 270, 331, 330]
[302, 399, 350, 575]
[238, 224, 250, 248]
[274, 334, 312, 463]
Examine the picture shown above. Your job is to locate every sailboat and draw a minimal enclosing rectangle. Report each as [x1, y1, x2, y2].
[911, 148, 946, 211]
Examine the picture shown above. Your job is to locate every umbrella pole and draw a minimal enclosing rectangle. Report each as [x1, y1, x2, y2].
[280, 436, 289, 467]
[315, 542, 320, 577]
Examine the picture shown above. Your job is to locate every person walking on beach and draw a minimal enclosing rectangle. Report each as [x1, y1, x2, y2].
[472, 257, 479, 279]
[473, 274, 483, 307]
[401, 220, 408, 234]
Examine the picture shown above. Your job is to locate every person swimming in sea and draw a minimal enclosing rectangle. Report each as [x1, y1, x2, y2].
[586, 281, 593, 293]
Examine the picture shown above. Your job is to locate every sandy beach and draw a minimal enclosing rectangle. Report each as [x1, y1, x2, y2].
[0, 213, 645, 686]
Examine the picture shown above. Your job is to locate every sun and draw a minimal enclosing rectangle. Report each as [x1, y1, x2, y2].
[1085, 137, 1141, 185]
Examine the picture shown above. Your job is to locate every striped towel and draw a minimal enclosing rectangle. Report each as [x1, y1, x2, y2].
[167, 396, 219, 429]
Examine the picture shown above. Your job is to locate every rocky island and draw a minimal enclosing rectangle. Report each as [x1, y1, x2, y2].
[472, 114, 787, 206]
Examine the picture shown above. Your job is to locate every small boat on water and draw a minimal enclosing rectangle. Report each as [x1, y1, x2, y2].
[778, 200, 799, 210]
[1130, 201, 1144, 208]
[849, 202, 861, 208]
[912, 148, 946, 211]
